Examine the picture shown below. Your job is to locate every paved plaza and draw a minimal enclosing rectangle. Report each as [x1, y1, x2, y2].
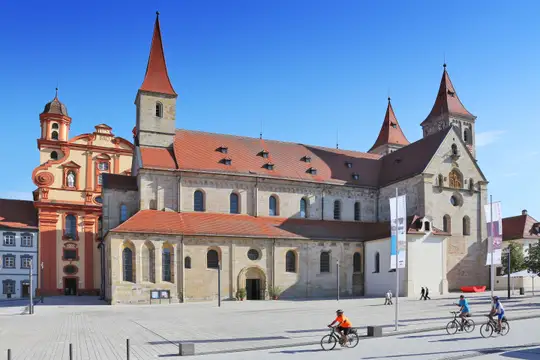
[0, 291, 539, 359]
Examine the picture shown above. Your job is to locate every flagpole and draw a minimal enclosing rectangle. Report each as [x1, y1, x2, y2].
[490, 195, 494, 300]
[395, 187, 399, 331]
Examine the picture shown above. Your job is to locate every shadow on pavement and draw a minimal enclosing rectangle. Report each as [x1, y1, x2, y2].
[362, 344, 540, 359]
[149, 336, 289, 345]
[274, 349, 329, 354]
[429, 336, 484, 342]
[398, 333, 447, 339]
[499, 347, 540, 359]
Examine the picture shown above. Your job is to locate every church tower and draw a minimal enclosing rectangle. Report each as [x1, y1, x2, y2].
[39, 88, 71, 143]
[368, 97, 409, 156]
[421, 64, 477, 157]
[135, 12, 177, 149]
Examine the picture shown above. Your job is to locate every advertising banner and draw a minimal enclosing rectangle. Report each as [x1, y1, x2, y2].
[485, 201, 503, 265]
[390, 194, 407, 269]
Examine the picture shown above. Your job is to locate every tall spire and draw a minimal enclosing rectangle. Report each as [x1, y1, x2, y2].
[421, 64, 474, 125]
[139, 11, 177, 96]
[369, 97, 409, 153]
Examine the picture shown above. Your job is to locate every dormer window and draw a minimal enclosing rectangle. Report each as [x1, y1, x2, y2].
[352, 173, 359, 180]
[390, 122, 397, 129]
[302, 156, 312, 163]
[155, 102, 163, 117]
[307, 167, 317, 175]
[217, 146, 228, 154]
[264, 163, 275, 170]
[447, 90, 455, 97]
[345, 161, 352, 168]
[259, 150, 269, 158]
[221, 158, 232, 165]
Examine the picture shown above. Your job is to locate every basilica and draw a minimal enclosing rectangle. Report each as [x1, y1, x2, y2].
[93, 13, 490, 304]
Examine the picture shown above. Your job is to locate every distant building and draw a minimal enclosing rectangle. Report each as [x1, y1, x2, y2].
[31, 89, 133, 297]
[0, 199, 38, 299]
[101, 14, 489, 304]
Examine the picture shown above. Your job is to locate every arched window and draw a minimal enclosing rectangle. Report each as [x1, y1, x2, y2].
[66, 171, 76, 188]
[141, 241, 155, 283]
[300, 198, 308, 218]
[52, 123, 59, 130]
[230, 193, 239, 214]
[451, 143, 458, 156]
[162, 247, 172, 282]
[469, 178, 474, 191]
[448, 169, 463, 188]
[98, 216, 103, 236]
[50, 151, 58, 160]
[286, 250, 296, 273]
[333, 200, 341, 220]
[207, 249, 219, 269]
[374, 252, 380, 273]
[353, 252, 362, 272]
[65, 214, 76, 238]
[354, 202, 361, 221]
[194, 190, 205, 212]
[269, 195, 278, 216]
[184, 256, 192, 269]
[51, 131, 59, 140]
[438, 174, 444, 187]
[464, 129, 470, 143]
[120, 204, 128, 223]
[443, 215, 451, 233]
[155, 102, 163, 117]
[122, 247, 134, 282]
[320, 251, 330, 273]
[462, 216, 470, 236]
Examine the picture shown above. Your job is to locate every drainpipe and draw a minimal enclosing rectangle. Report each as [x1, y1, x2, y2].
[321, 186, 325, 221]
[180, 235, 185, 302]
[177, 176, 181, 212]
[272, 239, 276, 290]
[254, 177, 259, 217]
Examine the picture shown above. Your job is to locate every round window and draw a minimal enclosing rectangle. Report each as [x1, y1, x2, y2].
[247, 249, 260, 261]
[450, 195, 459, 207]
[63, 265, 78, 275]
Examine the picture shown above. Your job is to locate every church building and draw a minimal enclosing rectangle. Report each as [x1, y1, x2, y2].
[32, 91, 133, 296]
[102, 13, 489, 304]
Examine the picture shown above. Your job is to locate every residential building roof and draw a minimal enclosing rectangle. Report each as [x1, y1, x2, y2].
[503, 211, 540, 240]
[0, 199, 38, 230]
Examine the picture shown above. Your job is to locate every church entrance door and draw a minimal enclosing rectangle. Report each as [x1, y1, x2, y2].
[64, 278, 77, 296]
[246, 279, 261, 300]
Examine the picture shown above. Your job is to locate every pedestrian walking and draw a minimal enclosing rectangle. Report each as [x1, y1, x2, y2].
[420, 287, 425, 300]
[425, 287, 431, 300]
[387, 290, 393, 305]
[384, 291, 389, 305]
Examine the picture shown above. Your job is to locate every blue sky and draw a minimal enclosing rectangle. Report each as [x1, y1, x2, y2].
[0, 0, 538, 219]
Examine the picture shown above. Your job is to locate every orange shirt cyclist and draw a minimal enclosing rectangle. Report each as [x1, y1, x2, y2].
[328, 309, 352, 345]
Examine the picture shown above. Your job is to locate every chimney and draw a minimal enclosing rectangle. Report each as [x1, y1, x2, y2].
[522, 209, 528, 216]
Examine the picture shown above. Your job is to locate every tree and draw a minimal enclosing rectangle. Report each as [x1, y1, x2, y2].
[501, 242, 526, 274]
[525, 240, 540, 275]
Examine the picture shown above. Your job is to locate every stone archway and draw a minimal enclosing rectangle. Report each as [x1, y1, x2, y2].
[238, 266, 267, 300]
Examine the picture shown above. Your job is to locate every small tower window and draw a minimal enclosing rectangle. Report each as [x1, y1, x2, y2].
[390, 122, 397, 129]
[307, 167, 317, 175]
[264, 163, 274, 170]
[302, 156, 311, 163]
[52, 123, 59, 130]
[259, 150, 269, 158]
[221, 158, 232, 165]
[345, 161, 352, 168]
[51, 131, 59, 140]
[50, 151, 58, 160]
[217, 146, 228, 154]
[352, 173, 359, 180]
[451, 144, 459, 156]
[155, 102, 163, 118]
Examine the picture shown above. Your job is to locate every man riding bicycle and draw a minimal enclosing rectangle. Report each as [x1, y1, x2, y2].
[490, 296, 505, 332]
[328, 309, 352, 346]
[456, 295, 471, 330]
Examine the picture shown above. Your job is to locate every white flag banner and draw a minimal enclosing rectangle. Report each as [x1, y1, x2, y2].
[390, 194, 407, 269]
[485, 201, 503, 265]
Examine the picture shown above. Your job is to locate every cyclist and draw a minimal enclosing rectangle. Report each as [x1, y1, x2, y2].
[328, 309, 353, 346]
[455, 295, 471, 331]
[490, 296, 505, 333]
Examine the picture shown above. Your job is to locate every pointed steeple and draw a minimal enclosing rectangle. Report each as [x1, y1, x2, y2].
[369, 97, 409, 154]
[139, 11, 176, 96]
[421, 64, 474, 125]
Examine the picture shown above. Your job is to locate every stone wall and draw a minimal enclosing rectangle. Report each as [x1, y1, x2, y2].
[378, 175, 425, 222]
[136, 92, 177, 148]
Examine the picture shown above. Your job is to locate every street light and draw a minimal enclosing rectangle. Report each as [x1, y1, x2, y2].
[217, 261, 221, 307]
[504, 247, 511, 299]
[336, 259, 340, 301]
[40, 262, 44, 303]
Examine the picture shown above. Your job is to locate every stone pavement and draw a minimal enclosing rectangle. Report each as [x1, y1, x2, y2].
[0, 291, 539, 359]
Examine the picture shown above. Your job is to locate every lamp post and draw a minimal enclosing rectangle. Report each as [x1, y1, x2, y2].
[40, 262, 44, 303]
[336, 259, 340, 301]
[29, 259, 34, 315]
[217, 261, 221, 307]
[505, 247, 511, 299]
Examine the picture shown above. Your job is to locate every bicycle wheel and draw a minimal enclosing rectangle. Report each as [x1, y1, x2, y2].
[464, 319, 475, 333]
[480, 323, 493, 338]
[500, 321, 510, 336]
[446, 320, 458, 335]
[346, 332, 360, 348]
[320, 335, 337, 351]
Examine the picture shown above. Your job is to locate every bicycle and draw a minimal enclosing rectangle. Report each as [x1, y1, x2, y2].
[480, 314, 510, 338]
[320, 326, 360, 350]
[446, 311, 475, 335]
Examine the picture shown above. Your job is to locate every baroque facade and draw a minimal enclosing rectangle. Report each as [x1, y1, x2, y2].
[32, 91, 133, 296]
[102, 13, 489, 304]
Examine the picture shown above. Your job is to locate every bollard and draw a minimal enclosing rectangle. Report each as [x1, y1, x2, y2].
[178, 343, 195, 356]
[7, 349, 11, 360]
[69, 343, 73, 360]
[126, 339, 130, 360]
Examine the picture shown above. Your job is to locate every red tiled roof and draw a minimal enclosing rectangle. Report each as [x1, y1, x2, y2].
[111, 210, 443, 241]
[421, 65, 475, 125]
[503, 214, 540, 240]
[139, 13, 176, 96]
[139, 127, 449, 188]
[369, 98, 410, 151]
[0, 199, 38, 230]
